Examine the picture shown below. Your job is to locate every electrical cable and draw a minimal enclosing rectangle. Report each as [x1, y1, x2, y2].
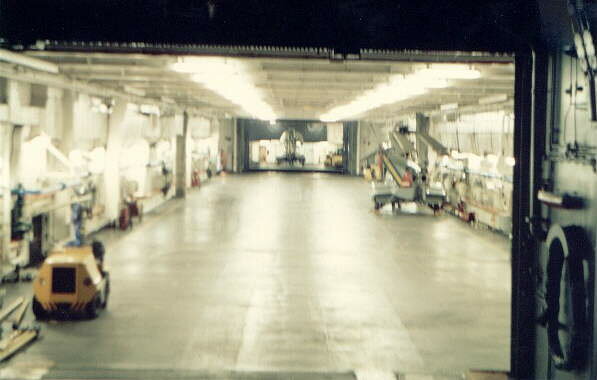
[9, 124, 18, 183]
[574, 57, 578, 144]
[561, 54, 576, 146]
[455, 123, 460, 153]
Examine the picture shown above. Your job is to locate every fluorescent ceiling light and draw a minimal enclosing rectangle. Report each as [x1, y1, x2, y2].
[440, 103, 458, 111]
[416, 64, 481, 80]
[171, 57, 277, 121]
[478, 94, 508, 105]
[320, 75, 429, 121]
[140, 104, 160, 115]
[319, 64, 480, 121]
[320, 117, 338, 123]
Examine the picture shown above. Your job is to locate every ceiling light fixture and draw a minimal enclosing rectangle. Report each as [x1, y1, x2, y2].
[440, 103, 459, 111]
[320, 76, 428, 122]
[319, 64, 480, 122]
[416, 64, 481, 80]
[140, 104, 161, 115]
[171, 57, 277, 122]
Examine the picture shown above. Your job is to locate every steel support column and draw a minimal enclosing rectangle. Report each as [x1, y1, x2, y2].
[511, 47, 549, 379]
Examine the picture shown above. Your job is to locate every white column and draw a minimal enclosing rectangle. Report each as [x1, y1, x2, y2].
[185, 121, 192, 189]
[1, 122, 12, 271]
[175, 112, 189, 198]
[45, 88, 63, 138]
[232, 118, 238, 173]
[356, 121, 361, 175]
[103, 101, 127, 221]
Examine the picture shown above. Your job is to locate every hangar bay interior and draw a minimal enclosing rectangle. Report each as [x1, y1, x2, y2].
[0, 43, 516, 379]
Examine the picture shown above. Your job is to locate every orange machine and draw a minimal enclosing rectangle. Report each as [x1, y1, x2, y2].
[32, 243, 109, 319]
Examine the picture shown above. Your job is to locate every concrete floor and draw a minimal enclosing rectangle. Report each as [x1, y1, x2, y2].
[2, 172, 511, 379]
[248, 163, 342, 173]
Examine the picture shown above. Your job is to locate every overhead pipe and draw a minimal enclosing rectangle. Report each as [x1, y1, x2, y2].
[0, 62, 214, 119]
[0, 49, 59, 74]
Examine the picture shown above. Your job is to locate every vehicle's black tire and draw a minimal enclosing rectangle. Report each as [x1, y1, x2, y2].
[102, 274, 110, 309]
[32, 297, 47, 320]
[85, 295, 101, 319]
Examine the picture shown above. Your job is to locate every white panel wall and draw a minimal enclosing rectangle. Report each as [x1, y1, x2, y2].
[143, 114, 161, 143]
[430, 110, 514, 156]
[1, 75, 235, 246]
[358, 120, 391, 161]
[4, 81, 41, 126]
[160, 114, 183, 139]
[103, 101, 127, 220]
[189, 116, 211, 139]
[327, 122, 344, 144]
[218, 118, 234, 172]
[73, 94, 108, 143]
[45, 88, 63, 139]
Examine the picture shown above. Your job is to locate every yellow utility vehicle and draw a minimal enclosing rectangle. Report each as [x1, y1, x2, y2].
[324, 150, 343, 169]
[32, 241, 109, 319]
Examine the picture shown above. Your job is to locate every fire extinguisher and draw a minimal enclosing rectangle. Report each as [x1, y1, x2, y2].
[118, 206, 130, 230]
[191, 171, 201, 187]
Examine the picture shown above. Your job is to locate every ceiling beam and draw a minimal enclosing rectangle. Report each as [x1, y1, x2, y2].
[80, 74, 189, 82]
[262, 72, 389, 82]
[59, 64, 168, 73]
[0, 62, 190, 113]
[259, 65, 402, 75]
[26, 51, 175, 62]
[256, 82, 377, 90]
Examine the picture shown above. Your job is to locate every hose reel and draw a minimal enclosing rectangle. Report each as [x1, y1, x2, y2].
[542, 224, 593, 371]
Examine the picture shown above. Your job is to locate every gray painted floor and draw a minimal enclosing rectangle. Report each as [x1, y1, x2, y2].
[2, 172, 511, 379]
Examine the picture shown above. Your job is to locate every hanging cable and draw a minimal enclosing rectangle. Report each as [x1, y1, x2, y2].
[455, 118, 461, 153]
[562, 54, 575, 146]
[574, 56, 578, 144]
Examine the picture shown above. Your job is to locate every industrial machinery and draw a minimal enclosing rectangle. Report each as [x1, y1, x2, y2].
[324, 149, 344, 168]
[371, 129, 446, 212]
[10, 184, 32, 241]
[32, 241, 109, 319]
[276, 128, 305, 166]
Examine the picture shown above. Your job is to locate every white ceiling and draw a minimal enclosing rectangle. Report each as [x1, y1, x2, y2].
[26, 50, 514, 121]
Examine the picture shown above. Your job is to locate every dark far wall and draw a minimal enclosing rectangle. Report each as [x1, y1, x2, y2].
[235, 119, 358, 175]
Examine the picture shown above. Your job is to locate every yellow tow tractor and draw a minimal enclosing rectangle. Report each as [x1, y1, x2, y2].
[32, 241, 110, 319]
